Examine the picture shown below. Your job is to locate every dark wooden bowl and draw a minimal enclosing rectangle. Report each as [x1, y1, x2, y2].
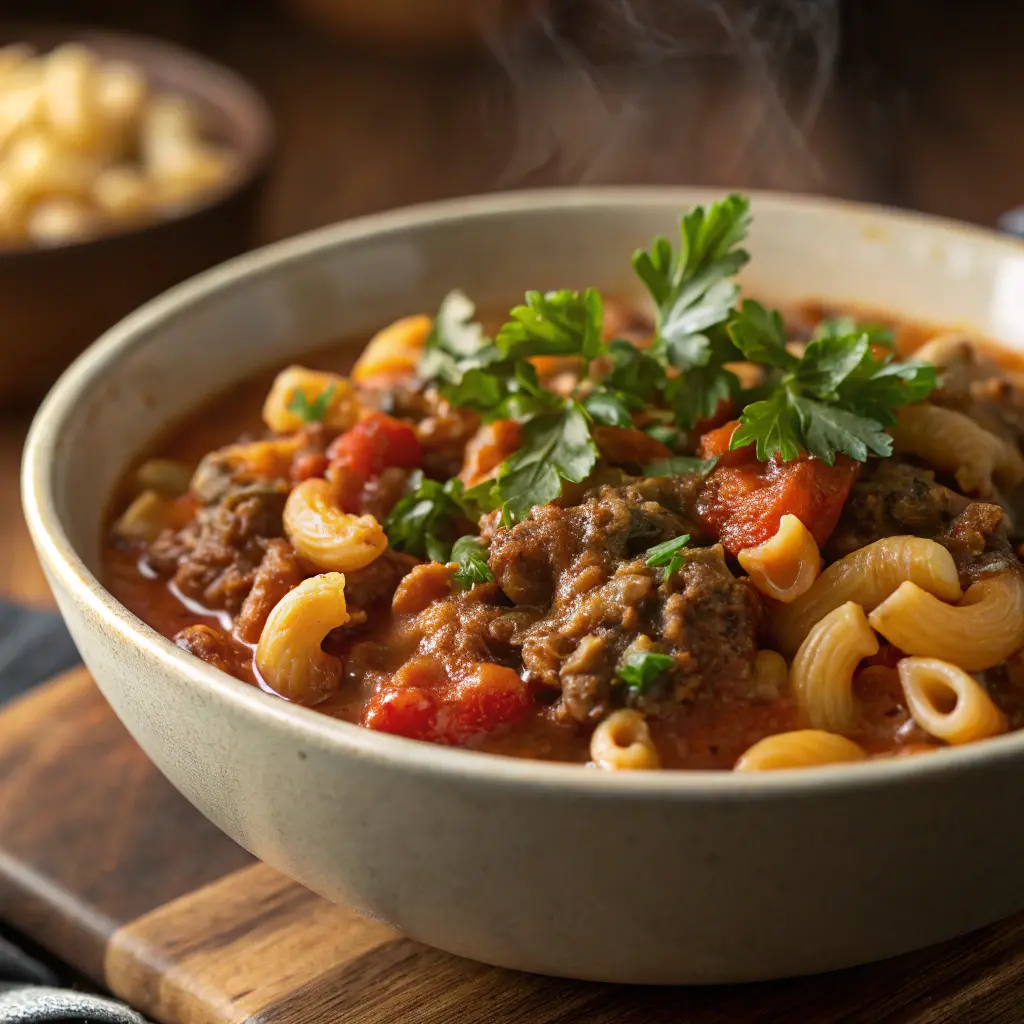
[0, 26, 274, 407]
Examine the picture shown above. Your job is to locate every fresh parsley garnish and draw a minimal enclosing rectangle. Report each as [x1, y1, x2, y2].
[618, 650, 675, 690]
[633, 194, 751, 427]
[417, 290, 488, 387]
[286, 383, 335, 423]
[813, 315, 894, 349]
[382, 471, 467, 562]
[450, 535, 494, 588]
[727, 301, 936, 463]
[644, 534, 691, 580]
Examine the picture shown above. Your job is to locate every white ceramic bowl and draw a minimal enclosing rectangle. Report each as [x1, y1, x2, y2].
[22, 189, 1024, 984]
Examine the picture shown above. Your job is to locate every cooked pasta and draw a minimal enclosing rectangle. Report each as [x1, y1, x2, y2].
[262, 366, 361, 435]
[897, 657, 1007, 745]
[255, 572, 350, 704]
[789, 601, 878, 732]
[773, 537, 962, 657]
[890, 402, 1024, 496]
[738, 513, 820, 603]
[869, 572, 1024, 672]
[283, 478, 388, 573]
[734, 730, 867, 771]
[101, 194, 1024, 771]
[590, 710, 660, 770]
[351, 315, 431, 384]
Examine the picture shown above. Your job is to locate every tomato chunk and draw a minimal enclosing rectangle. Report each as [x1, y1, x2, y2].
[698, 421, 860, 555]
[327, 412, 421, 480]
[362, 661, 531, 746]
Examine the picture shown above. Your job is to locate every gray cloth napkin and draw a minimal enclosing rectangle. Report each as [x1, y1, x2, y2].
[0, 604, 149, 1024]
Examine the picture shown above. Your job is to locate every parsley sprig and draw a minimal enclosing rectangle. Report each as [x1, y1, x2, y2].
[644, 534, 691, 580]
[618, 650, 675, 690]
[728, 301, 936, 463]
[633, 194, 751, 427]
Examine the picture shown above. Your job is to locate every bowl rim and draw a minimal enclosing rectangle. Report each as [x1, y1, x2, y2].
[22, 184, 1024, 799]
[0, 23, 275, 262]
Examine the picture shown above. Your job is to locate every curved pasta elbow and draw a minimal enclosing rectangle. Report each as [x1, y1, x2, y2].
[890, 402, 1024, 495]
[738, 514, 820, 603]
[284, 478, 388, 573]
[790, 601, 878, 732]
[869, 571, 1024, 672]
[255, 572, 350, 704]
[897, 657, 1006, 745]
[351, 315, 431, 385]
[590, 710, 660, 770]
[262, 366, 361, 434]
[773, 536, 961, 657]
[734, 730, 867, 771]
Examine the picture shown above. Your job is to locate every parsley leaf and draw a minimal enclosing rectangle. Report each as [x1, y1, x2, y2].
[582, 389, 636, 428]
[618, 650, 675, 690]
[605, 338, 666, 401]
[498, 402, 597, 519]
[630, 192, 753, 372]
[728, 300, 798, 370]
[418, 290, 488, 386]
[644, 533, 691, 580]
[644, 456, 718, 477]
[450, 535, 494, 588]
[497, 289, 605, 363]
[665, 355, 739, 428]
[730, 323, 938, 463]
[731, 388, 803, 461]
[383, 472, 466, 562]
[286, 383, 335, 423]
[813, 315, 895, 349]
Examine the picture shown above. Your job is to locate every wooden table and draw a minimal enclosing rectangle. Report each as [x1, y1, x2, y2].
[2, 4, 1024, 1021]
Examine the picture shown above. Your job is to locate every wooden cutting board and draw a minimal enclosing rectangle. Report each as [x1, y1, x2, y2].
[0, 667, 1023, 1024]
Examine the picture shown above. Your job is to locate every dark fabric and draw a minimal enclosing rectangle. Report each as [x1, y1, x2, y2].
[0, 603, 81, 704]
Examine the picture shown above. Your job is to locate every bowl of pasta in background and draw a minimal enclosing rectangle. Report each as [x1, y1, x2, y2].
[21, 188, 1024, 985]
[0, 25, 273, 405]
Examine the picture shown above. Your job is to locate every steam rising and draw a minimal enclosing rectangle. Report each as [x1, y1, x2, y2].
[482, 0, 840, 188]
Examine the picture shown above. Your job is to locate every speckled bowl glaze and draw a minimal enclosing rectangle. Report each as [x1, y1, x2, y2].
[22, 189, 1024, 984]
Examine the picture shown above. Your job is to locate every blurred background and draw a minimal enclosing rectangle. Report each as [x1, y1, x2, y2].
[0, 0, 1016, 242]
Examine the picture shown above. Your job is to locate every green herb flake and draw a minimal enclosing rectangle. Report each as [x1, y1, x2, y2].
[644, 533, 691, 579]
[286, 382, 335, 423]
[644, 456, 718, 478]
[618, 650, 676, 690]
[450, 535, 494, 589]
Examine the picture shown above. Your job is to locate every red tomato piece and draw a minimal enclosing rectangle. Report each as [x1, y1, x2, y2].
[435, 664, 531, 745]
[362, 686, 438, 740]
[697, 420, 860, 555]
[327, 412, 421, 480]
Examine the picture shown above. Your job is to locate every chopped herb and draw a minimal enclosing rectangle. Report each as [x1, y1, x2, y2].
[618, 650, 675, 690]
[633, 194, 751, 427]
[643, 423, 679, 447]
[450, 535, 494, 588]
[382, 471, 466, 562]
[286, 383, 335, 423]
[644, 456, 718, 477]
[644, 533, 691, 579]
[496, 288, 605, 364]
[813, 315, 895, 349]
[417, 290, 489, 387]
[729, 302, 936, 464]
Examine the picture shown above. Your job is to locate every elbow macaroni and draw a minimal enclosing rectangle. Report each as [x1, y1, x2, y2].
[351, 315, 431, 385]
[897, 657, 1006, 745]
[734, 730, 867, 771]
[738, 514, 820, 603]
[789, 601, 878, 732]
[890, 402, 1024, 496]
[773, 536, 962, 657]
[284, 478, 388, 573]
[869, 571, 1024, 672]
[262, 366, 362, 434]
[255, 572, 349, 704]
[590, 710, 660, 770]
